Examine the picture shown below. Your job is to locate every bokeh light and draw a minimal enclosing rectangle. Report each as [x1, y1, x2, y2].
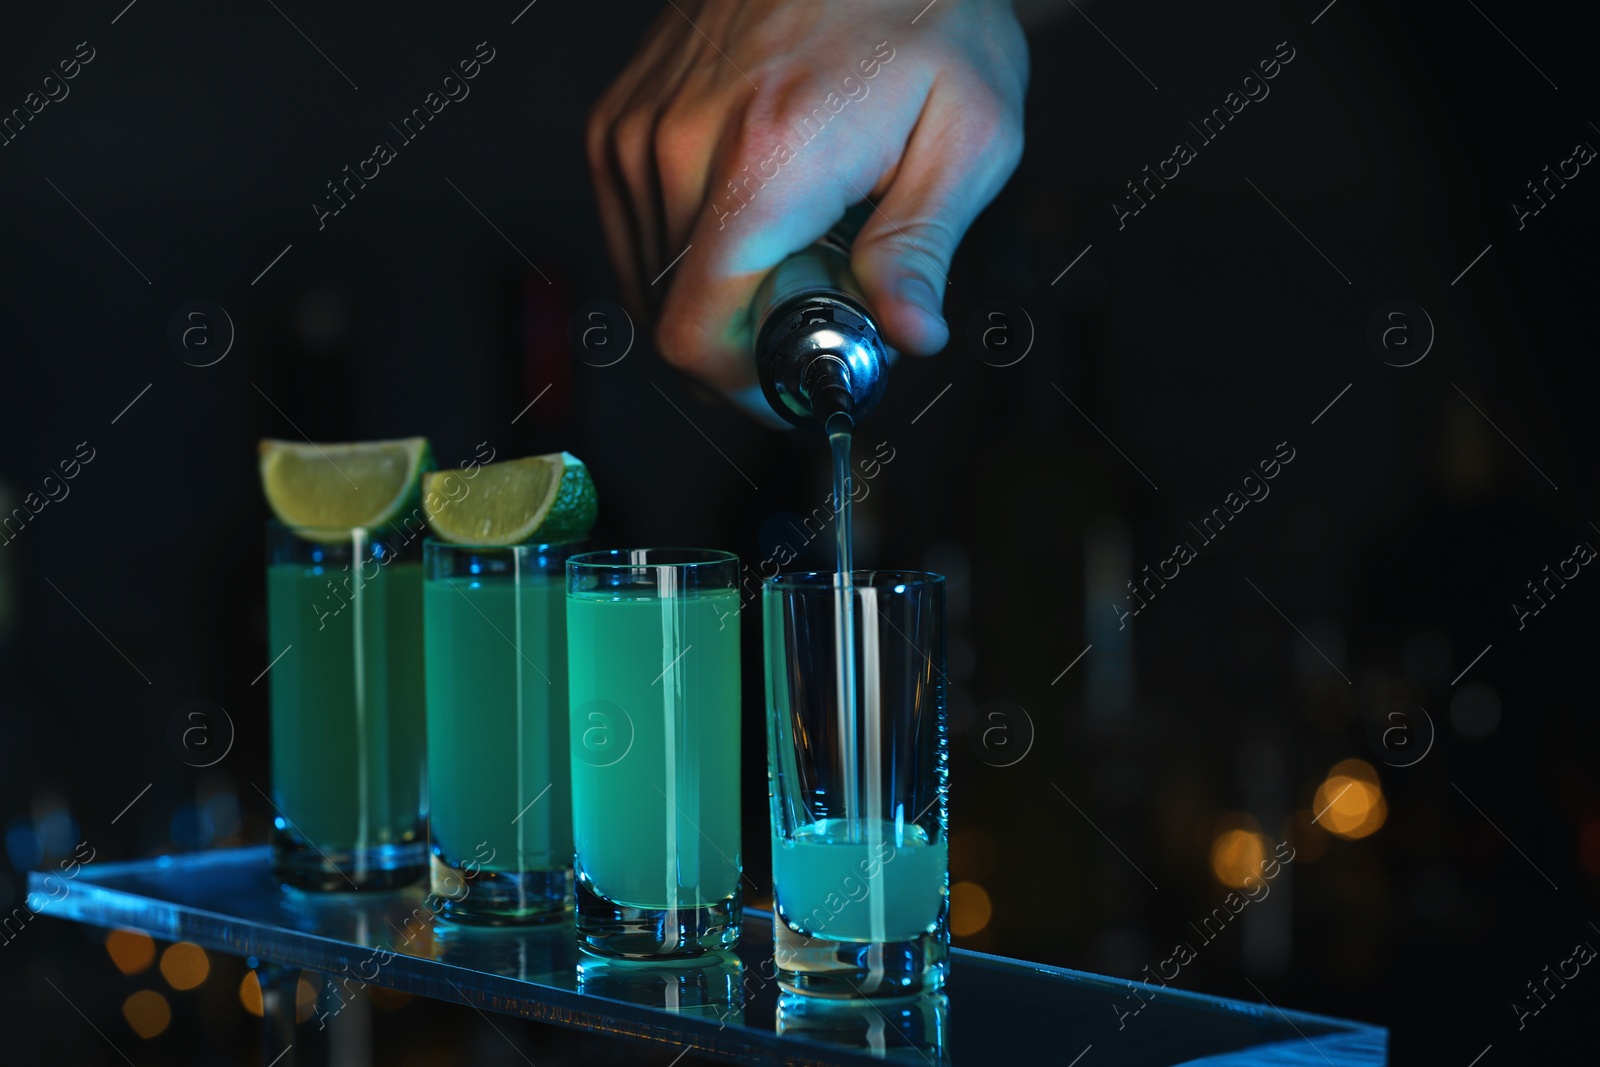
[159, 941, 210, 991]
[1329, 758, 1379, 782]
[949, 881, 993, 936]
[239, 970, 319, 1020]
[1210, 820, 1268, 889]
[121, 990, 171, 1039]
[1314, 760, 1387, 840]
[296, 973, 318, 1022]
[239, 972, 263, 1017]
[105, 929, 156, 975]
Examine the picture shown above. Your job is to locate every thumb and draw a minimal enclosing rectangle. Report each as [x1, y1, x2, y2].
[851, 208, 956, 358]
[850, 85, 1024, 357]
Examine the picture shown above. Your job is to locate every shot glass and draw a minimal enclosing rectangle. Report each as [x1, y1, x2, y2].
[422, 539, 579, 923]
[764, 571, 949, 997]
[265, 521, 428, 890]
[566, 549, 743, 958]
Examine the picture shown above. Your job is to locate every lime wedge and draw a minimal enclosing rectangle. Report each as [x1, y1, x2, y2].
[259, 436, 433, 531]
[422, 452, 597, 546]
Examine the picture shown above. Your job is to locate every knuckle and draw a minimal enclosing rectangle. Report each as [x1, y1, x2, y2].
[900, 216, 961, 267]
[727, 96, 794, 169]
[960, 88, 1025, 173]
[653, 97, 712, 169]
[965, 91, 1008, 139]
[611, 110, 658, 187]
[612, 109, 654, 155]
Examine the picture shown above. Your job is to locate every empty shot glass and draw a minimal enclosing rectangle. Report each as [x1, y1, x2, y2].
[764, 570, 949, 997]
[566, 549, 743, 958]
[265, 522, 428, 890]
[422, 539, 579, 922]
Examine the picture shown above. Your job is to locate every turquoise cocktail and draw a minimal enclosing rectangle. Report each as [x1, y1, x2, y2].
[567, 548, 743, 958]
[266, 522, 428, 890]
[422, 539, 578, 922]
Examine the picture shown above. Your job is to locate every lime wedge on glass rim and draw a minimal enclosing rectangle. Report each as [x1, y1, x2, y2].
[422, 452, 597, 546]
[259, 436, 434, 532]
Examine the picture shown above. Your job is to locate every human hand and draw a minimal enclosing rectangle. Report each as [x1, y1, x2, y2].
[587, 0, 1028, 402]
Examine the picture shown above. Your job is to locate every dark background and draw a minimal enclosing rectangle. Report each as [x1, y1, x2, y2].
[2, 0, 1595, 1062]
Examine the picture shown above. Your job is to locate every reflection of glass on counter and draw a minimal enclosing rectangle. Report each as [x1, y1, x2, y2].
[777, 991, 948, 1063]
[577, 949, 745, 1025]
[433, 922, 567, 984]
[276, 884, 436, 954]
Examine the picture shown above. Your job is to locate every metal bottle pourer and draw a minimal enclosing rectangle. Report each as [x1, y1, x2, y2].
[753, 204, 889, 430]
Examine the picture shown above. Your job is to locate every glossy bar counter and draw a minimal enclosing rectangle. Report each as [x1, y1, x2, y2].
[30, 847, 1385, 1065]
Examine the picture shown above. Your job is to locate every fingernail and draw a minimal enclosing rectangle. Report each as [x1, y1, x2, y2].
[898, 275, 943, 318]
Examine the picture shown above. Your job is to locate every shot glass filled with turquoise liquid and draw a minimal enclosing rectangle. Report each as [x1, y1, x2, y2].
[566, 548, 743, 958]
[265, 521, 429, 890]
[422, 539, 579, 923]
[764, 570, 949, 997]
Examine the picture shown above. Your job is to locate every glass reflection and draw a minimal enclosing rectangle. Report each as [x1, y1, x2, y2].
[434, 922, 566, 983]
[777, 991, 948, 1063]
[577, 949, 745, 1025]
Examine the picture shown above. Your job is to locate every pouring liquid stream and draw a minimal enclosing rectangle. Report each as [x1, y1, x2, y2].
[755, 209, 894, 949]
[827, 414, 857, 842]
[829, 413, 889, 949]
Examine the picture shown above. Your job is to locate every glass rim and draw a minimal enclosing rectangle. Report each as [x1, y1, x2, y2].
[567, 548, 739, 571]
[422, 535, 586, 552]
[768, 569, 945, 591]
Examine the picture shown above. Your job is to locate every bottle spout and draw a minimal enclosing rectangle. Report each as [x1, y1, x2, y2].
[754, 294, 888, 430]
[805, 353, 857, 429]
[751, 205, 889, 430]
[817, 389, 856, 437]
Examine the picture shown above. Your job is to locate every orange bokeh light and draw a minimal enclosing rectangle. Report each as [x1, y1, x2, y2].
[949, 881, 993, 937]
[122, 990, 171, 1039]
[1314, 761, 1386, 840]
[296, 974, 318, 1023]
[239, 972, 264, 1017]
[159, 941, 210, 991]
[105, 929, 155, 976]
[1210, 828, 1268, 888]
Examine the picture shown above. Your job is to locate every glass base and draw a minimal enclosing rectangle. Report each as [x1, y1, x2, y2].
[574, 873, 740, 959]
[774, 920, 948, 998]
[431, 853, 572, 925]
[270, 830, 427, 892]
